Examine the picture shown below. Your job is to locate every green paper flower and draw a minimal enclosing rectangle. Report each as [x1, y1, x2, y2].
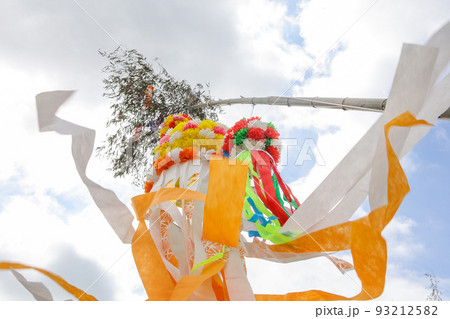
[234, 128, 249, 145]
[265, 137, 272, 148]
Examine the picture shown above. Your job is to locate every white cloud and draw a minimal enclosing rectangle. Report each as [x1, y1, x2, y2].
[246, 255, 361, 296]
[294, 0, 450, 97]
[282, 109, 380, 201]
[433, 125, 450, 153]
[383, 216, 424, 260]
[234, 0, 312, 80]
[400, 151, 419, 174]
[0, 191, 144, 300]
[381, 264, 431, 301]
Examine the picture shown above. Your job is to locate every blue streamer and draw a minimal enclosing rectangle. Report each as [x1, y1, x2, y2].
[248, 231, 260, 238]
[246, 197, 279, 227]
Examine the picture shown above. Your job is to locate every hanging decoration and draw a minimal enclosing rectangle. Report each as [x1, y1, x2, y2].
[1, 22, 449, 301]
[144, 85, 154, 110]
[147, 113, 227, 182]
[222, 117, 300, 239]
[134, 125, 143, 141]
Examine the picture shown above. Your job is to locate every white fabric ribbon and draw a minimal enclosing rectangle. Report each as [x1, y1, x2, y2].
[10, 268, 54, 301]
[282, 22, 450, 235]
[36, 91, 135, 243]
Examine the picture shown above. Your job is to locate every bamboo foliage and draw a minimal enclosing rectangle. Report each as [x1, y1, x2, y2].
[97, 48, 220, 185]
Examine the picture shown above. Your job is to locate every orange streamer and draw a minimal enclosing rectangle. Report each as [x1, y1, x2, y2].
[132, 217, 176, 300]
[169, 260, 227, 301]
[1, 113, 426, 302]
[131, 188, 206, 220]
[203, 159, 249, 248]
[131, 160, 248, 300]
[131, 188, 207, 300]
[0, 262, 97, 301]
[255, 112, 431, 301]
[211, 272, 229, 301]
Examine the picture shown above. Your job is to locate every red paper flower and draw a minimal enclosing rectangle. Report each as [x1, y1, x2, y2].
[265, 127, 280, 139]
[222, 138, 231, 153]
[226, 130, 234, 139]
[266, 146, 280, 164]
[222, 117, 281, 163]
[247, 127, 265, 140]
[232, 119, 248, 133]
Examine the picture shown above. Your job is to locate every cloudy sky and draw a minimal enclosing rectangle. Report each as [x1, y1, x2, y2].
[0, 0, 449, 301]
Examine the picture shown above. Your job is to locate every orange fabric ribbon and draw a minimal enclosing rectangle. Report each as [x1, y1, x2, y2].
[202, 159, 249, 248]
[0, 112, 427, 301]
[131, 188, 206, 300]
[131, 159, 248, 300]
[255, 112, 431, 301]
[169, 260, 227, 300]
[0, 262, 97, 301]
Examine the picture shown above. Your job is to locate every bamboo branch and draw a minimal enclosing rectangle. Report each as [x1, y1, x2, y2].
[192, 96, 450, 120]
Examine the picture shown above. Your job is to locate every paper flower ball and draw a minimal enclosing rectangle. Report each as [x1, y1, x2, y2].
[221, 117, 282, 164]
[146, 114, 228, 190]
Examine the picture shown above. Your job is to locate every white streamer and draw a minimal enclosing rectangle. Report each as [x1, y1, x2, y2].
[36, 91, 135, 243]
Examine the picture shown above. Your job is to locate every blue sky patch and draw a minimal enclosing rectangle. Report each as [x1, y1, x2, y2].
[278, 125, 320, 183]
[395, 122, 450, 276]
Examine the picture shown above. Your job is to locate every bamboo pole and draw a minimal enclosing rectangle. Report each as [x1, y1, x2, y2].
[192, 96, 450, 120]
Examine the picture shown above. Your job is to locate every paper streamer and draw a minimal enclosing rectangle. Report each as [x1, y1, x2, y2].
[223, 247, 255, 301]
[282, 23, 450, 236]
[202, 158, 248, 248]
[36, 91, 135, 243]
[0, 262, 97, 301]
[190, 163, 211, 276]
[131, 159, 251, 300]
[144, 85, 154, 109]
[325, 256, 354, 274]
[131, 187, 207, 300]
[9, 267, 53, 301]
[255, 112, 430, 301]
